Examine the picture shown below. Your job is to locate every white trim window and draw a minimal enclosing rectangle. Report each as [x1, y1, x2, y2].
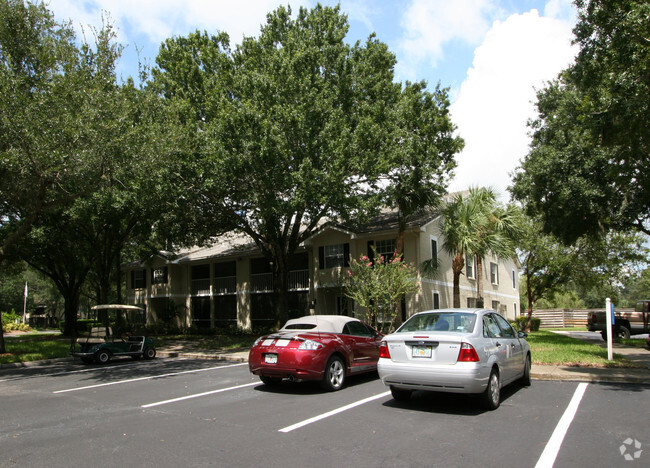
[466, 255, 476, 279]
[375, 239, 396, 260]
[430, 236, 438, 263]
[490, 262, 499, 285]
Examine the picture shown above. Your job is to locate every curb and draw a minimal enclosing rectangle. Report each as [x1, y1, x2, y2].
[157, 351, 248, 363]
[0, 357, 72, 369]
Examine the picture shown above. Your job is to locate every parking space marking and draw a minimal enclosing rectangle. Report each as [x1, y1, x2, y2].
[278, 391, 391, 433]
[535, 382, 588, 468]
[53, 363, 247, 393]
[141, 382, 258, 408]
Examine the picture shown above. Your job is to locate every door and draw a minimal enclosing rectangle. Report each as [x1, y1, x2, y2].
[493, 313, 524, 382]
[342, 320, 381, 370]
[482, 314, 509, 375]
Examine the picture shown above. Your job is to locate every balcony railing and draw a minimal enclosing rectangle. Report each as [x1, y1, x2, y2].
[214, 276, 237, 295]
[250, 270, 309, 293]
[289, 270, 309, 290]
[193, 270, 310, 295]
[251, 273, 273, 293]
[191, 279, 210, 296]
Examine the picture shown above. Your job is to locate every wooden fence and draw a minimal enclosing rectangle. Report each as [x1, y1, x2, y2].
[531, 308, 634, 328]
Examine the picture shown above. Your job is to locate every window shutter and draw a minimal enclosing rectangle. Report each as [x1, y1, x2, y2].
[318, 246, 325, 269]
[344, 243, 350, 267]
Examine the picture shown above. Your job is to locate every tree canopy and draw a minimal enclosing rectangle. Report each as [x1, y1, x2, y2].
[511, 0, 650, 243]
[151, 4, 462, 324]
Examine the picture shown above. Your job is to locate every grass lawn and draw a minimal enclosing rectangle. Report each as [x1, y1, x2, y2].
[527, 330, 640, 368]
[0, 332, 258, 365]
[1, 334, 70, 364]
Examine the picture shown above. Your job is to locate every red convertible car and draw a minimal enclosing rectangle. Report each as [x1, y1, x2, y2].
[248, 315, 383, 391]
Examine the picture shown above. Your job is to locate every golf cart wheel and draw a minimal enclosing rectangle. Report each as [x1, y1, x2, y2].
[95, 350, 111, 364]
[143, 347, 156, 359]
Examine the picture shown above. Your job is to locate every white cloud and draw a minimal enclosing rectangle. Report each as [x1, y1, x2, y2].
[48, 0, 294, 46]
[448, 8, 577, 200]
[397, 0, 498, 79]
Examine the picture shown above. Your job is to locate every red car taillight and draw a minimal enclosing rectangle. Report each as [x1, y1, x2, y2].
[379, 341, 390, 359]
[457, 342, 479, 362]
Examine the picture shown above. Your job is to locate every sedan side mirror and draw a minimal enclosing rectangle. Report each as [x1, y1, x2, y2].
[518, 331, 528, 338]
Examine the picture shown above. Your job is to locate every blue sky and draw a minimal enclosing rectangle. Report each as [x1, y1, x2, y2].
[46, 0, 578, 200]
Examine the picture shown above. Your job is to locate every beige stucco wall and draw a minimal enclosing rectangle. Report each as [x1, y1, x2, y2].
[124, 215, 521, 328]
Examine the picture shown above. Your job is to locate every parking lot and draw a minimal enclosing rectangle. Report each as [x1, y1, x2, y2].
[1, 357, 647, 467]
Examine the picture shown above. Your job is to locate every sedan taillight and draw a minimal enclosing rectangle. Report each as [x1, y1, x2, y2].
[298, 339, 324, 350]
[379, 341, 390, 359]
[457, 342, 479, 362]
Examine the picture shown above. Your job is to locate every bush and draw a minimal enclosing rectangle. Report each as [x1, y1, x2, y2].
[2, 310, 32, 332]
[513, 316, 541, 332]
[3, 322, 32, 332]
[2, 309, 21, 325]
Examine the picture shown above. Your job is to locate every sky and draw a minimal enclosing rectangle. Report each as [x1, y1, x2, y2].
[45, 0, 579, 201]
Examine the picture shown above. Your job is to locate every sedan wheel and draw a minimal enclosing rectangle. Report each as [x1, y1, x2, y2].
[321, 356, 345, 391]
[390, 386, 412, 402]
[260, 376, 282, 386]
[95, 350, 111, 364]
[482, 369, 500, 410]
[520, 354, 532, 387]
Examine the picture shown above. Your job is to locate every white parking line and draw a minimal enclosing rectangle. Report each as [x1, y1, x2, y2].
[535, 382, 588, 468]
[142, 382, 258, 408]
[278, 391, 391, 433]
[53, 363, 247, 393]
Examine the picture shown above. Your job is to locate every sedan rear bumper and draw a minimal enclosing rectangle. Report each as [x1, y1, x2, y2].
[378, 359, 490, 394]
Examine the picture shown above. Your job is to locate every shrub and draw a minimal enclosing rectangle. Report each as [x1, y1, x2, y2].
[513, 316, 541, 332]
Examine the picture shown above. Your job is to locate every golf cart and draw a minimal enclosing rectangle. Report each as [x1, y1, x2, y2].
[70, 304, 156, 364]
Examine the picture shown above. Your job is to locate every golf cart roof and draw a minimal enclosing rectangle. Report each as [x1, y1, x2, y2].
[91, 304, 144, 311]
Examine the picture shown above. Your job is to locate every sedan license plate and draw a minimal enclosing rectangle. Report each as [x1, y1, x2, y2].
[412, 345, 432, 358]
[264, 353, 278, 364]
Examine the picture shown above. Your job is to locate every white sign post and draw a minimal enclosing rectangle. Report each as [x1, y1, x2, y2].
[605, 297, 613, 361]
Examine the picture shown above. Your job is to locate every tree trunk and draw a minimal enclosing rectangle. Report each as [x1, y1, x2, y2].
[0, 311, 6, 354]
[62, 287, 82, 337]
[476, 256, 484, 308]
[526, 276, 534, 332]
[451, 254, 464, 308]
[116, 251, 122, 304]
[272, 251, 290, 329]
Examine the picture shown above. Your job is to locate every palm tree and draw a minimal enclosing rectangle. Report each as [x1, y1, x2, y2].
[439, 190, 484, 308]
[440, 188, 522, 308]
[469, 189, 523, 307]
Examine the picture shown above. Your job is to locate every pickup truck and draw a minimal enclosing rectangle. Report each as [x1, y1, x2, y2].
[587, 300, 650, 340]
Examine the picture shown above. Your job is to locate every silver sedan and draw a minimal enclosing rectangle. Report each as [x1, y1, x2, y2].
[377, 308, 531, 410]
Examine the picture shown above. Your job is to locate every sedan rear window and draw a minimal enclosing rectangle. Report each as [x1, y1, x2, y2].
[398, 312, 477, 333]
[283, 324, 317, 330]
